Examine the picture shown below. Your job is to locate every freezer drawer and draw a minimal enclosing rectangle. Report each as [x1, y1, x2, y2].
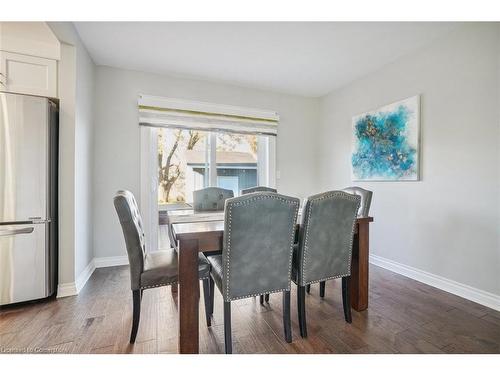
[0, 222, 48, 305]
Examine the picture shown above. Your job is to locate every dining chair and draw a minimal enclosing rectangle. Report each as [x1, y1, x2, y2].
[305, 186, 373, 295]
[342, 186, 373, 218]
[113, 190, 213, 343]
[192, 187, 234, 258]
[206, 192, 300, 353]
[193, 187, 234, 211]
[293, 191, 360, 337]
[240, 186, 277, 195]
[241, 186, 279, 304]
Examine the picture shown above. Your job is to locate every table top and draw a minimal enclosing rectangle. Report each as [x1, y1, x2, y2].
[172, 220, 225, 240]
[169, 208, 373, 241]
[167, 209, 224, 223]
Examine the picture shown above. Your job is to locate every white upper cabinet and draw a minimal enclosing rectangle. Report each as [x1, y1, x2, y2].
[0, 22, 60, 98]
[0, 51, 57, 98]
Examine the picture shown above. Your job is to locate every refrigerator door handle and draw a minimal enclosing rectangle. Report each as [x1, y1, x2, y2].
[0, 227, 35, 237]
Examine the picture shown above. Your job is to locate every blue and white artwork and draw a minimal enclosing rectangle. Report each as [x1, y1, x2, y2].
[351, 96, 420, 181]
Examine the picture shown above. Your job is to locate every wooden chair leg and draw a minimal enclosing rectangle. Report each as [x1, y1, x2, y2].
[282, 291, 292, 343]
[297, 285, 307, 338]
[306, 284, 311, 294]
[130, 290, 141, 343]
[224, 301, 232, 354]
[342, 276, 352, 323]
[319, 281, 326, 298]
[209, 276, 215, 316]
[202, 278, 211, 327]
[265, 294, 270, 303]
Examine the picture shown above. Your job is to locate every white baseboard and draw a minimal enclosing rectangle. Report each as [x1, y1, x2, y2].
[57, 259, 96, 298]
[370, 254, 500, 311]
[94, 255, 129, 268]
[56, 282, 78, 298]
[57, 256, 128, 298]
[75, 259, 96, 293]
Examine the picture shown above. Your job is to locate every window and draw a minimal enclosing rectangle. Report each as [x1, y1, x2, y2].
[156, 129, 274, 209]
[215, 133, 257, 196]
[157, 128, 209, 205]
[139, 95, 278, 251]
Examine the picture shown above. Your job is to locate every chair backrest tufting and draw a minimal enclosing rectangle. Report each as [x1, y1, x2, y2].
[296, 191, 360, 286]
[222, 192, 300, 301]
[342, 186, 373, 218]
[240, 186, 277, 195]
[193, 187, 234, 211]
[113, 190, 147, 290]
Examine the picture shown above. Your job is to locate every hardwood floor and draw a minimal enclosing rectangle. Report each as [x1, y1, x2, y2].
[1, 265, 499, 354]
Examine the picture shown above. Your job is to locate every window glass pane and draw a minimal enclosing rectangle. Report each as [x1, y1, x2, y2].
[158, 128, 208, 205]
[215, 133, 258, 196]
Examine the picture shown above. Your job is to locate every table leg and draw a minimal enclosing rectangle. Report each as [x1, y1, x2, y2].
[178, 238, 200, 354]
[350, 221, 369, 311]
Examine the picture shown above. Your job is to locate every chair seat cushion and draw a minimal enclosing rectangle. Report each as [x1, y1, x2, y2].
[207, 254, 223, 293]
[140, 249, 211, 289]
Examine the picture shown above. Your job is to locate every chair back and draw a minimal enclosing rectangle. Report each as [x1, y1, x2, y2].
[193, 187, 234, 211]
[342, 186, 372, 218]
[113, 190, 146, 290]
[240, 186, 277, 195]
[222, 192, 299, 301]
[296, 191, 360, 286]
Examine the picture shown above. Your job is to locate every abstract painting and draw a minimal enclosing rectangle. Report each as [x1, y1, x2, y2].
[351, 95, 420, 181]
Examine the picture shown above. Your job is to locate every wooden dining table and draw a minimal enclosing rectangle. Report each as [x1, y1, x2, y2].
[167, 207, 374, 354]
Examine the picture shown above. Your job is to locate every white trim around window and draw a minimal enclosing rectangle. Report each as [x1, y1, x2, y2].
[140, 126, 159, 253]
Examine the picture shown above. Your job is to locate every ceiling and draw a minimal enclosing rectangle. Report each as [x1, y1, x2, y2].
[74, 22, 462, 97]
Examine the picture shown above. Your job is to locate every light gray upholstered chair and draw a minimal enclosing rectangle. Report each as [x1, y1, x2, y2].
[304, 186, 373, 295]
[206, 192, 300, 353]
[192, 187, 234, 258]
[240, 186, 277, 195]
[342, 186, 373, 218]
[193, 187, 234, 211]
[113, 190, 212, 343]
[293, 191, 360, 337]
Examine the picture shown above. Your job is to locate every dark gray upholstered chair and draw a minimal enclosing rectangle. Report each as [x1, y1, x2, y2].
[113, 190, 212, 343]
[293, 191, 360, 337]
[305, 186, 373, 295]
[207, 192, 300, 353]
[342, 186, 373, 218]
[240, 186, 277, 195]
[193, 187, 234, 211]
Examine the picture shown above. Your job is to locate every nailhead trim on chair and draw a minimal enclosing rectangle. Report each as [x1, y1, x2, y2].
[300, 191, 360, 286]
[140, 275, 210, 291]
[223, 193, 299, 302]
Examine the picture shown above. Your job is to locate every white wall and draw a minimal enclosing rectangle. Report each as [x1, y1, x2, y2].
[74, 36, 95, 278]
[48, 23, 96, 290]
[56, 43, 76, 287]
[317, 24, 500, 295]
[93, 66, 319, 258]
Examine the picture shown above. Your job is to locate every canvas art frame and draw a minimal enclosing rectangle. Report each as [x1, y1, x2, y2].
[351, 95, 421, 181]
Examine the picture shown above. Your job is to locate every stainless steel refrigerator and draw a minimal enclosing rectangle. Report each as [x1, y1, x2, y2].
[0, 92, 58, 305]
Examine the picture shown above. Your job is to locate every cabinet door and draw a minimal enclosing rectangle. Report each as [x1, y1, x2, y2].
[0, 51, 57, 98]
